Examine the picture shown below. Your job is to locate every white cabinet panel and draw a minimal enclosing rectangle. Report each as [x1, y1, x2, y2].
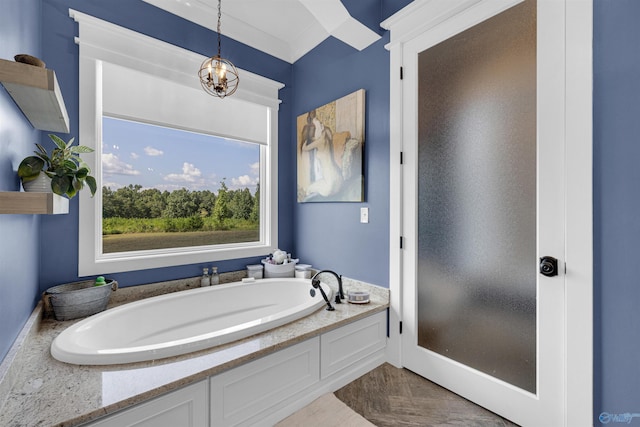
[210, 338, 320, 426]
[87, 380, 208, 427]
[84, 312, 386, 427]
[321, 311, 386, 379]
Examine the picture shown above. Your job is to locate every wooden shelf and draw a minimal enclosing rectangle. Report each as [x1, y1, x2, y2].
[0, 192, 69, 214]
[0, 59, 70, 133]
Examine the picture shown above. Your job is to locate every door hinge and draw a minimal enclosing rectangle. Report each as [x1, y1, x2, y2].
[400, 66, 403, 80]
[400, 236, 404, 249]
[399, 321, 403, 334]
[400, 151, 404, 165]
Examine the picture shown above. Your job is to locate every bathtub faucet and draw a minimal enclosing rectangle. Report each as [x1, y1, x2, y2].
[310, 277, 335, 311]
[311, 270, 344, 304]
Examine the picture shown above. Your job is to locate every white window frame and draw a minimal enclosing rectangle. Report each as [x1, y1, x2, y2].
[70, 9, 283, 276]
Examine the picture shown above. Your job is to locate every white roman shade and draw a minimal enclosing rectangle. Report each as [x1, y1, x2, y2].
[102, 62, 270, 145]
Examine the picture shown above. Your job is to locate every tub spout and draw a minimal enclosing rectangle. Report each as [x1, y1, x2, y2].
[311, 270, 344, 304]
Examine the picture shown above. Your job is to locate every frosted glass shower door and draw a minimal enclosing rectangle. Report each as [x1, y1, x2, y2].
[418, 0, 537, 393]
[400, 1, 566, 425]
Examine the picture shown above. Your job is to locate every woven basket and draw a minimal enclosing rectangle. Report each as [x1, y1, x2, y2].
[43, 279, 118, 321]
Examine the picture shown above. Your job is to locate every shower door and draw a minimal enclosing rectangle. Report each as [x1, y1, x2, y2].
[401, 1, 565, 425]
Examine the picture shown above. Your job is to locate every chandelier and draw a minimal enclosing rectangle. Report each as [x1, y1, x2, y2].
[198, 0, 239, 98]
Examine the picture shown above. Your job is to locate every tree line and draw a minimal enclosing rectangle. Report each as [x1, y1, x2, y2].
[102, 182, 259, 226]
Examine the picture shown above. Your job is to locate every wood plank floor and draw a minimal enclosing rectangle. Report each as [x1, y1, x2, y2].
[335, 363, 519, 427]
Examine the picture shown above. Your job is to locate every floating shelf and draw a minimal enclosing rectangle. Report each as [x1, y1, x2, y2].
[0, 58, 70, 133]
[0, 192, 69, 215]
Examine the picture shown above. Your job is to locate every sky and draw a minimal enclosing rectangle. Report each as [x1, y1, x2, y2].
[102, 117, 260, 194]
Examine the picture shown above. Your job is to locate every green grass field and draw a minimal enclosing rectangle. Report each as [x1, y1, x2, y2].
[103, 229, 259, 253]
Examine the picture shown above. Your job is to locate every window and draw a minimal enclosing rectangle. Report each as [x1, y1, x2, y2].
[72, 10, 283, 275]
[102, 117, 261, 254]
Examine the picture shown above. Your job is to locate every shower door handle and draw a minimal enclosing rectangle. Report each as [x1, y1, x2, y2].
[539, 256, 558, 277]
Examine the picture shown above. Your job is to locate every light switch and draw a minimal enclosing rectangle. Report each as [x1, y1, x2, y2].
[360, 207, 369, 223]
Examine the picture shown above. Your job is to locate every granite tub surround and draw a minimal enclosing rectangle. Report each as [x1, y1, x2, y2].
[0, 275, 389, 427]
[46, 270, 248, 315]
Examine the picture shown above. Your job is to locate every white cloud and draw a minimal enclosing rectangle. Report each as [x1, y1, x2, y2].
[130, 152, 139, 160]
[102, 153, 141, 176]
[231, 174, 258, 188]
[153, 183, 186, 192]
[164, 162, 202, 183]
[250, 162, 260, 175]
[103, 180, 123, 190]
[144, 146, 164, 156]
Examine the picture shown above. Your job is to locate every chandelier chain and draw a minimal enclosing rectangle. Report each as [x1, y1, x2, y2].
[217, 0, 222, 57]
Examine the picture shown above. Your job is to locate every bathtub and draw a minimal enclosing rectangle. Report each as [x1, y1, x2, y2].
[51, 278, 332, 365]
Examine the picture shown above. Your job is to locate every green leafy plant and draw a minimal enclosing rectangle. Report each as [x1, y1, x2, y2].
[17, 134, 97, 199]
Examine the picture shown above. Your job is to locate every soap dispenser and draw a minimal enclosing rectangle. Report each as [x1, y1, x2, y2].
[211, 266, 219, 286]
[200, 267, 210, 287]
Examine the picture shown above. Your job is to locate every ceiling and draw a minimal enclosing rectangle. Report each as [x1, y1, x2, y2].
[142, 0, 382, 63]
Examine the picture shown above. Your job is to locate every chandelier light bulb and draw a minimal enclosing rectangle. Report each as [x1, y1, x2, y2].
[217, 62, 227, 79]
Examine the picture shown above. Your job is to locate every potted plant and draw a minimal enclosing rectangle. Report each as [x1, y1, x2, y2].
[17, 133, 97, 198]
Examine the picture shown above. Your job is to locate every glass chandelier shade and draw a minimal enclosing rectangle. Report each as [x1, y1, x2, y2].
[199, 0, 239, 98]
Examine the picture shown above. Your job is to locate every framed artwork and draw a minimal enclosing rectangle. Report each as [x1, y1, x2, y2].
[297, 89, 365, 202]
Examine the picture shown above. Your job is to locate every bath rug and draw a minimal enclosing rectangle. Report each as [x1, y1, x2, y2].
[275, 393, 376, 427]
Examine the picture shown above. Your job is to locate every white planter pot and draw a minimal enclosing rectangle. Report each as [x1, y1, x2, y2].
[22, 174, 52, 192]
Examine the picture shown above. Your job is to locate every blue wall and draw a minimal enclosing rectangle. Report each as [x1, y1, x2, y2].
[593, 0, 640, 423]
[291, 0, 411, 286]
[0, 0, 43, 363]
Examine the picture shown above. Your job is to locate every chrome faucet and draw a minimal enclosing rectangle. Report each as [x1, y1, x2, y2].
[311, 270, 344, 304]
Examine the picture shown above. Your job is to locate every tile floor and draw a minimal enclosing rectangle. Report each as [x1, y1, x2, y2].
[335, 363, 519, 427]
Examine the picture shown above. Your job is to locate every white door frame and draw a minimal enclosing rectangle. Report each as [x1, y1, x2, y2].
[382, 1, 593, 426]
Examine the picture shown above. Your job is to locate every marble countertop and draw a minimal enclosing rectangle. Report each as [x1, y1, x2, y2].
[0, 275, 389, 427]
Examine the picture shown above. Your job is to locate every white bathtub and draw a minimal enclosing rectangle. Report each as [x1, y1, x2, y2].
[51, 278, 332, 365]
